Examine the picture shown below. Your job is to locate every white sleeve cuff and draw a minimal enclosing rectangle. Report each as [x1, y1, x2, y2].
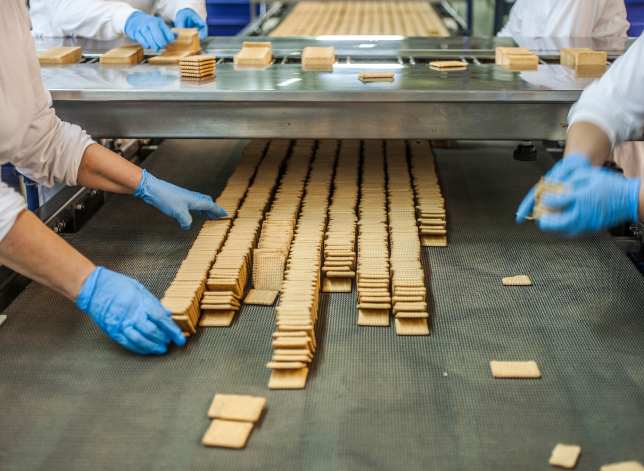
[110, 3, 140, 35]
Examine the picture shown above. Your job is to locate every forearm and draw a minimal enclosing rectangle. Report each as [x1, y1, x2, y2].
[0, 210, 95, 300]
[76, 143, 143, 194]
[563, 122, 612, 166]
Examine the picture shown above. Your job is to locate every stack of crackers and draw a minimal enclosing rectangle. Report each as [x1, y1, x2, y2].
[246, 140, 315, 306]
[358, 71, 395, 83]
[322, 140, 359, 293]
[234, 42, 272, 67]
[167, 28, 200, 54]
[37, 46, 82, 65]
[355, 140, 392, 327]
[179, 55, 216, 80]
[561, 47, 607, 78]
[161, 219, 231, 335]
[385, 140, 429, 336]
[215, 140, 269, 219]
[99, 45, 144, 65]
[530, 176, 565, 221]
[408, 140, 447, 247]
[205, 140, 291, 326]
[495, 47, 538, 71]
[203, 394, 266, 449]
[268, 145, 336, 389]
[301, 46, 335, 71]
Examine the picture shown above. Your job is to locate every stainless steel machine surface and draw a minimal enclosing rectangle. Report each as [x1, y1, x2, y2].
[1, 139, 644, 469]
[36, 36, 635, 140]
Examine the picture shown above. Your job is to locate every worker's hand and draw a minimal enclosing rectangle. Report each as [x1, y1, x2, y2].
[516, 153, 593, 222]
[124, 11, 175, 51]
[174, 8, 209, 41]
[537, 164, 640, 237]
[134, 169, 227, 230]
[76, 267, 186, 355]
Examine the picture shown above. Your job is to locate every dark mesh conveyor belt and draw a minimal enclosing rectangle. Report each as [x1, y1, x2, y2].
[1, 140, 644, 470]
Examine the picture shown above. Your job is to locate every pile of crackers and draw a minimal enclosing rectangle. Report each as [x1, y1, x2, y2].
[409, 140, 447, 247]
[269, 1, 450, 37]
[385, 140, 429, 336]
[358, 71, 395, 83]
[495, 47, 539, 71]
[205, 140, 291, 326]
[37, 46, 82, 65]
[355, 140, 392, 327]
[149, 28, 201, 65]
[301, 46, 335, 71]
[203, 394, 266, 449]
[179, 55, 216, 80]
[161, 219, 231, 335]
[560, 47, 607, 78]
[100, 45, 144, 65]
[247, 140, 314, 306]
[234, 42, 272, 67]
[268, 143, 336, 389]
[322, 140, 359, 293]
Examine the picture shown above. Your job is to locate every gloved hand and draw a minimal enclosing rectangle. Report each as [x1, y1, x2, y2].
[124, 11, 175, 51]
[537, 162, 640, 237]
[516, 153, 593, 223]
[174, 8, 208, 40]
[134, 169, 227, 230]
[77, 267, 186, 355]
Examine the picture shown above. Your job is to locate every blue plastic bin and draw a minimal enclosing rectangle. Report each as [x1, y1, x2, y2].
[206, 0, 256, 35]
[625, 0, 644, 37]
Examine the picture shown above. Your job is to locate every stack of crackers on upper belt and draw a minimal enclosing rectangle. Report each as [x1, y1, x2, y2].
[99, 45, 144, 65]
[234, 42, 272, 67]
[385, 140, 430, 336]
[561, 47, 607, 78]
[161, 219, 231, 335]
[268, 145, 336, 390]
[246, 140, 315, 306]
[495, 47, 539, 71]
[179, 55, 216, 82]
[148, 28, 200, 65]
[301, 46, 335, 71]
[38, 47, 82, 65]
[408, 140, 447, 247]
[358, 71, 395, 82]
[355, 140, 392, 327]
[322, 140, 359, 293]
[204, 141, 291, 326]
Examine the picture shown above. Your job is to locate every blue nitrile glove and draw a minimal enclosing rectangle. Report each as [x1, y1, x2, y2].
[134, 169, 227, 230]
[174, 8, 208, 40]
[77, 267, 186, 355]
[124, 11, 175, 51]
[516, 153, 594, 223]
[537, 163, 640, 237]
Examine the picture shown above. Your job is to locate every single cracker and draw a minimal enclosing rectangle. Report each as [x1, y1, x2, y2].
[202, 419, 254, 448]
[199, 311, 235, 327]
[600, 462, 644, 471]
[490, 360, 541, 378]
[395, 318, 430, 335]
[549, 444, 581, 469]
[322, 277, 352, 292]
[208, 394, 266, 422]
[357, 309, 390, 326]
[244, 289, 279, 305]
[268, 367, 309, 389]
[502, 275, 532, 286]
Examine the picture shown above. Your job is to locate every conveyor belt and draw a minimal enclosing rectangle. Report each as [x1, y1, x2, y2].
[1, 139, 644, 470]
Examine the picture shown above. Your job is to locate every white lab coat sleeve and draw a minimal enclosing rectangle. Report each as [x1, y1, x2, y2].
[34, 0, 138, 40]
[155, 0, 207, 21]
[568, 35, 644, 146]
[593, 0, 629, 38]
[496, 0, 525, 38]
[0, 183, 28, 243]
[12, 85, 95, 188]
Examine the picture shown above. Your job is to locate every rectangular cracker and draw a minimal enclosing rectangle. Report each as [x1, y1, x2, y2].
[357, 309, 390, 326]
[429, 60, 467, 70]
[395, 318, 429, 336]
[490, 360, 541, 378]
[600, 462, 644, 471]
[268, 367, 309, 389]
[421, 235, 447, 247]
[549, 444, 581, 469]
[202, 419, 254, 448]
[199, 311, 235, 327]
[244, 289, 279, 305]
[501, 275, 532, 286]
[208, 394, 266, 422]
[322, 277, 352, 292]
[38, 46, 82, 65]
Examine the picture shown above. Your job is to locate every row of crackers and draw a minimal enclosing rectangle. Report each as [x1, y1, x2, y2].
[322, 140, 358, 293]
[267, 143, 337, 389]
[386, 140, 430, 336]
[205, 140, 292, 326]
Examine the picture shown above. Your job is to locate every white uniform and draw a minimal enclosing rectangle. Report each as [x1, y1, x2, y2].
[498, 0, 629, 39]
[0, 0, 95, 241]
[30, 0, 207, 41]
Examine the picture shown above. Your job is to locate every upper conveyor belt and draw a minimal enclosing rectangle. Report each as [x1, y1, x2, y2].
[36, 36, 636, 139]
